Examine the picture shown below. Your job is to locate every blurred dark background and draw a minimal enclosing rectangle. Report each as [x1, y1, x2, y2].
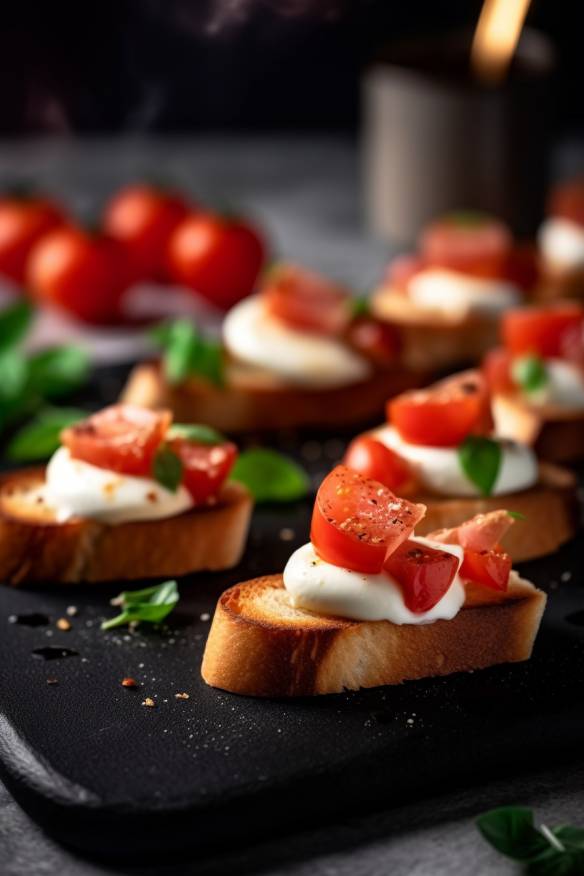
[1, 0, 581, 136]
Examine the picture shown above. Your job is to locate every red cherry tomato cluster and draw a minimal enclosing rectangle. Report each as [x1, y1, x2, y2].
[0, 185, 267, 324]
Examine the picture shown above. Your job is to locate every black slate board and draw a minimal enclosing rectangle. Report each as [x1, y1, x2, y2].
[1, 368, 584, 859]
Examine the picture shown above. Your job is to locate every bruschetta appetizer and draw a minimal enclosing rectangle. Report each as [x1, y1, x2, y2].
[343, 370, 578, 561]
[485, 302, 584, 463]
[372, 212, 537, 371]
[0, 405, 252, 585]
[202, 466, 546, 697]
[537, 180, 584, 301]
[121, 264, 425, 432]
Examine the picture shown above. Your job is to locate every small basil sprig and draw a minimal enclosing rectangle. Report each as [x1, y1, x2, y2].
[152, 445, 183, 493]
[457, 436, 502, 497]
[149, 319, 224, 387]
[168, 423, 225, 445]
[101, 580, 179, 631]
[477, 806, 584, 874]
[0, 300, 33, 353]
[512, 354, 548, 395]
[230, 448, 309, 503]
[6, 407, 87, 461]
[350, 295, 371, 319]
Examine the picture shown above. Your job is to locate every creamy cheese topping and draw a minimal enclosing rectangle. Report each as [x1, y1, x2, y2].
[408, 268, 521, 316]
[518, 358, 584, 410]
[374, 425, 538, 497]
[538, 217, 584, 270]
[42, 447, 193, 524]
[283, 538, 465, 624]
[223, 295, 371, 388]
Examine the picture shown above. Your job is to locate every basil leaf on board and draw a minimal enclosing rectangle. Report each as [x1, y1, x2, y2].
[457, 436, 502, 497]
[101, 580, 179, 631]
[27, 346, 89, 398]
[230, 448, 309, 503]
[152, 445, 183, 493]
[527, 847, 584, 876]
[6, 407, 86, 461]
[0, 300, 33, 353]
[512, 354, 548, 395]
[168, 423, 225, 445]
[476, 807, 549, 861]
[150, 319, 224, 387]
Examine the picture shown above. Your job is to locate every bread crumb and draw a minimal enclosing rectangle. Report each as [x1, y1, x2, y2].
[56, 618, 71, 631]
[46, 678, 59, 685]
[142, 697, 156, 708]
[66, 606, 78, 617]
[175, 692, 190, 700]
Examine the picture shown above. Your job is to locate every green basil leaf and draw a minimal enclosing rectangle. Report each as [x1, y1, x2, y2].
[0, 300, 33, 353]
[457, 436, 502, 497]
[476, 807, 549, 861]
[152, 445, 183, 493]
[527, 847, 584, 876]
[101, 580, 179, 630]
[507, 510, 526, 521]
[230, 448, 309, 503]
[0, 348, 29, 402]
[512, 355, 548, 394]
[6, 407, 86, 461]
[150, 319, 224, 387]
[350, 295, 370, 318]
[27, 346, 89, 398]
[553, 826, 584, 851]
[168, 423, 226, 445]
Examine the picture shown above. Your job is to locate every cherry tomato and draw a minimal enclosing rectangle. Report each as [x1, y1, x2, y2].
[387, 371, 492, 447]
[0, 196, 65, 285]
[548, 179, 584, 227]
[383, 539, 459, 613]
[169, 438, 237, 504]
[343, 436, 410, 491]
[385, 253, 424, 292]
[419, 212, 512, 275]
[28, 226, 132, 324]
[167, 212, 265, 310]
[263, 263, 349, 335]
[62, 405, 171, 476]
[460, 548, 511, 591]
[345, 317, 401, 365]
[483, 347, 514, 394]
[103, 184, 188, 281]
[502, 305, 584, 358]
[310, 465, 424, 574]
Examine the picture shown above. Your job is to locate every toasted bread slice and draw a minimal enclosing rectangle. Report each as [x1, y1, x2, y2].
[413, 463, 578, 562]
[0, 468, 252, 585]
[492, 392, 584, 463]
[201, 573, 546, 696]
[121, 360, 427, 433]
[371, 286, 500, 370]
[536, 264, 584, 302]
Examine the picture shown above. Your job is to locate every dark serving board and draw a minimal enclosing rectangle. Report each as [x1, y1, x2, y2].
[1, 367, 584, 859]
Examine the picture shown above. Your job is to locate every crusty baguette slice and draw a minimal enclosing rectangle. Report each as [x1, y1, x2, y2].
[413, 463, 579, 562]
[535, 264, 584, 302]
[0, 469, 252, 586]
[371, 286, 501, 370]
[201, 573, 547, 697]
[492, 392, 584, 463]
[121, 360, 427, 433]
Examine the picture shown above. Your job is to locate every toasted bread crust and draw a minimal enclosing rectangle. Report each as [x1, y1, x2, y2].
[0, 469, 252, 585]
[493, 392, 584, 463]
[201, 574, 546, 696]
[371, 286, 501, 370]
[120, 360, 427, 433]
[413, 463, 578, 561]
[536, 264, 584, 302]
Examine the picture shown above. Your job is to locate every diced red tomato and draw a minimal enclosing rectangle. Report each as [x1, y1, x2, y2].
[383, 539, 459, 613]
[310, 465, 425, 574]
[343, 435, 410, 492]
[483, 347, 514, 394]
[263, 264, 350, 335]
[460, 548, 511, 591]
[429, 510, 514, 553]
[384, 253, 425, 292]
[548, 179, 584, 228]
[169, 438, 236, 503]
[387, 371, 492, 447]
[345, 317, 401, 365]
[62, 405, 171, 476]
[502, 305, 584, 358]
[419, 212, 512, 275]
[559, 320, 584, 370]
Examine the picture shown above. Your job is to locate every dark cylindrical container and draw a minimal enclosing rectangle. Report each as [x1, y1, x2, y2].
[362, 29, 555, 244]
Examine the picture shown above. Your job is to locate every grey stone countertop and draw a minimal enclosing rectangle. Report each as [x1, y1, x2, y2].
[1, 135, 583, 875]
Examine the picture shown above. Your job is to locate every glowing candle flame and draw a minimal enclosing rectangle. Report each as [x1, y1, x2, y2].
[471, 0, 532, 85]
